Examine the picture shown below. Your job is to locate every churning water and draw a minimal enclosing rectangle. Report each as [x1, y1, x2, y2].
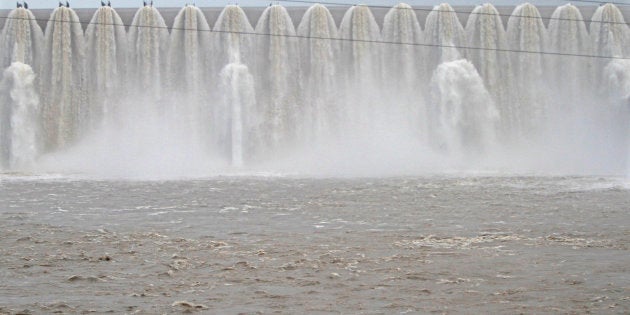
[0, 3, 629, 178]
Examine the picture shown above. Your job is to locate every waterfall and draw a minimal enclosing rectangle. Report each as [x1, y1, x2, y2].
[465, 3, 511, 131]
[603, 60, 630, 178]
[0, 8, 43, 70]
[168, 5, 212, 149]
[429, 59, 499, 156]
[338, 5, 382, 132]
[84, 6, 128, 131]
[546, 4, 590, 110]
[297, 4, 339, 142]
[506, 3, 547, 140]
[590, 4, 629, 84]
[381, 3, 425, 140]
[213, 5, 257, 164]
[39, 6, 84, 152]
[219, 62, 256, 167]
[0, 62, 39, 170]
[128, 5, 169, 103]
[423, 3, 467, 72]
[0, 3, 628, 176]
[254, 5, 300, 153]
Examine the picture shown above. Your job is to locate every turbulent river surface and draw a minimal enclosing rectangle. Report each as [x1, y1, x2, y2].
[0, 175, 628, 314]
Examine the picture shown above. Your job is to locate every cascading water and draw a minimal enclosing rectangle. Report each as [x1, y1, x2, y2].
[128, 5, 169, 104]
[381, 3, 425, 140]
[506, 3, 547, 140]
[297, 4, 339, 142]
[84, 6, 128, 131]
[423, 3, 467, 71]
[39, 6, 85, 151]
[168, 5, 212, 149]
[546, 4, 590, 110]
[590, 4, 629, 84]
[429, 59, 499, 156]
[213, 5, 257, 165]
[338, 5, 382, 132]
[603, 60, 630, 178]
[0, 62, 39, 170]
[0, 3, 628, 177]
[254, 5, 300, 153]
[465, 3, 511, 128]
[0, 8, 43, 70]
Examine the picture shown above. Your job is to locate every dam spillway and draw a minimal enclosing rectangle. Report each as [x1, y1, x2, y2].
[0, 3, 629, 176]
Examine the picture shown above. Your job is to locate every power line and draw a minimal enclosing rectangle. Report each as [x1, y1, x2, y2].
[0, 8, 628, 60]
[272, 0, 630, 27]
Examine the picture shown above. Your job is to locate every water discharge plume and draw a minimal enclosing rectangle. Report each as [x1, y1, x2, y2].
[218, 62, 256, 167]
[381, 3, 426, 140]
[168, 5, 212, 149]
[211, 5, 256, 161]
[429, 59, 499, 157]
[465, 3, 511, 131]
[546, 4, 590, 110]
[254, 5, 300, 153]
[603, 60, 630, 178]
[338, 5, 383, 132]
[590, 4, 629, 84]
[0, 62, 40, 170]
[297, 4, 339, 143]
[0, 8, 43, 70]
[84, 6, 128, 131]
[39, 6, 85, 152]
[128, 5, 169, 103]
[423, 3, 467, 72]
[506, 3, 547, 141]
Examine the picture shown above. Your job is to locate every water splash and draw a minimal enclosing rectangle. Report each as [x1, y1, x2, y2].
[0, 8, 43, 70]
[429, 59, 499, 157]
[0, 62, 40, 170]
[506, 3, 547, 140]
[39, 6, 85, 151]
[297, 4, 339, 142]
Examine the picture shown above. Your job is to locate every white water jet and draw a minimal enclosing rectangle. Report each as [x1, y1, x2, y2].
[423, 3, 467, 72]
[39, 6, 85, 152]
[0, 62, 39, 170]
[429, 59, 499, 156]
[0, 8, 43, 70]
[219, 62, 256, 167]
[297, 4, 339, 142]
[254, 5, 300, 152]
[128, 5, 169, 103]
[506, 3, 547, 140]
[603, 60, 630, 178]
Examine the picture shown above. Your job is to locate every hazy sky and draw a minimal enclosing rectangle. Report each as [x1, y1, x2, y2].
[0, 0, 574, 10]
